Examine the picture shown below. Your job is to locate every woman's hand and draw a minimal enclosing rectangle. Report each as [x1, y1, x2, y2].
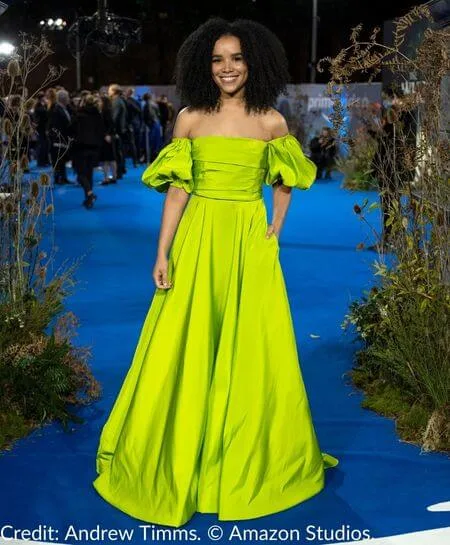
[266, 224, 280, 239]
[153, 254, 173, 289]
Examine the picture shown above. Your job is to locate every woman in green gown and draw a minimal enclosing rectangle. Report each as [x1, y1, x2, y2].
[93, 17, 338, 528]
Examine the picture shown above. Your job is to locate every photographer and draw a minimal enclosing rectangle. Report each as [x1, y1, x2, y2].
[310, 127, 337, 180]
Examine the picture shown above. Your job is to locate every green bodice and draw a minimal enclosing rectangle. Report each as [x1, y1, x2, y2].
[142, 134, 317, 201]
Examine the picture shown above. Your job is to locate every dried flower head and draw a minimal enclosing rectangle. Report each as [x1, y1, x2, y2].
[9, 161, 17, 176]
[20, 154, 29, 170]
[39, 173, 50, 186]
[3, 118, 13, 137]
[7, 59, 21, 78]
[24, 98, 35, 111]
[20, 115, 33, 135]
[30, 181, 39, 199]
[25, 235, 38, 249]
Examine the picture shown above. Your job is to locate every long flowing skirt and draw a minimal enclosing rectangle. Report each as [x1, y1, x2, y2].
[93, 193, 338, 527]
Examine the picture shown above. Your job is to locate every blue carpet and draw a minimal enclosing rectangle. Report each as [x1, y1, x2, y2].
[0, 162, 448, 544]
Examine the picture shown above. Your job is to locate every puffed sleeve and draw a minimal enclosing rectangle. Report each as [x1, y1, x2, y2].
[265, 134, 317, 190]
[141, 137, 193, 193]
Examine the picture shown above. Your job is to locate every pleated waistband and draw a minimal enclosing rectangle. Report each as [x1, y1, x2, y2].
[192, 161, 265, 202]
[191, 189, 262, 202]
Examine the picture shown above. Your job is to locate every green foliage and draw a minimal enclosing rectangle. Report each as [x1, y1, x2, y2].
[343, 262, 450, 451]
[0, 412, 31, 451]
[0, 324, 101, 450]
[360, 382, 412, 416]
[0, 278, 65, 352]
[0, 335, 74, 424]
[352, 374, 444, 448]
[337, 132, 379, 191]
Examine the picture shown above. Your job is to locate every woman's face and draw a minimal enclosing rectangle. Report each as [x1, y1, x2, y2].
[211, 35, 248, 98]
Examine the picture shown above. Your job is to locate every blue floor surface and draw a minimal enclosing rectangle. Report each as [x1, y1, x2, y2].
[0, 163, 448, 544]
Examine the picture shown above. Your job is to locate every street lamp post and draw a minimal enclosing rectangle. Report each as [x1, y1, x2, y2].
[310, 0, 318, 83]
[74, 21, 81, 90]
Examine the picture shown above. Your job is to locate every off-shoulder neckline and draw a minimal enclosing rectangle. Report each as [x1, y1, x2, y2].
[173, 134, 293, 145]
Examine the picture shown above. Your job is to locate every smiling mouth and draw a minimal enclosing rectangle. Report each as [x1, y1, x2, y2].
[219, 75, 239, 83]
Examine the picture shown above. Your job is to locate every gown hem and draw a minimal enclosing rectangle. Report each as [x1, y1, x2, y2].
[93, 459, 335, 528]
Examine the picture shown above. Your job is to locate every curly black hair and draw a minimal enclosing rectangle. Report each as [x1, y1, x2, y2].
[173, 17, 290, 114]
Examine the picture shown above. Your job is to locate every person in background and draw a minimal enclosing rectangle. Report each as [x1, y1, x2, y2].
[45, 87, 57, 109]
[98, 95, 118, 185]
[24, 96, 36, 171]
[309, 131, 322, 172]
[142, 92, 163, 162]
[70, 92, 82, 111]
[72, 93, 105, 209]
[164, 98, 176, 142]
[108, 84, 128, 179]
[309, 127, 337, 180]
[125, 87, 142, 167]
[44, 88, 57, 168]
[47, 88, 74, 185]
[156, 94, 170, 141]
[33, 92, 50, 167]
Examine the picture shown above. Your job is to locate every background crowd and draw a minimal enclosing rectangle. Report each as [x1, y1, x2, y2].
[1, 85, 175, 209]
[1, 83, 341, 211]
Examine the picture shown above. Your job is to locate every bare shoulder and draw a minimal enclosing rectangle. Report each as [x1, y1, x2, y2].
[261, 108, 289, 139]
[172, 107, 201, 138]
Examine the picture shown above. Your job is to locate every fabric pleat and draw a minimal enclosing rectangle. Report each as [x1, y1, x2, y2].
[265, 134, 317, 189]
[142, 137, 194, 193]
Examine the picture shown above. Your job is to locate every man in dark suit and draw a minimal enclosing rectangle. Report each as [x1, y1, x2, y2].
[125, 87, 142, 167]
[33, 92, 50, 167]
[108, 84, 128, 178]
[47, 89, 74, 185]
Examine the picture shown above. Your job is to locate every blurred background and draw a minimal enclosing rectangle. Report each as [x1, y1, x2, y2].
[1, 0, 424, 88]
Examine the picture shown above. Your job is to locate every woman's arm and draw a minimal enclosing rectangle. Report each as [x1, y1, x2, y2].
[267, 111, 292, 240]
[153, 109, 192, 289]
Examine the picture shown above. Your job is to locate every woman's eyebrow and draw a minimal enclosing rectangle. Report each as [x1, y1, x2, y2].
[211, 52, 243, 57]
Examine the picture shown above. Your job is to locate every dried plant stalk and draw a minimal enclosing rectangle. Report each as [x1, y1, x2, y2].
[0, 36, 100, 448]
[0, 35, 65, 310]
[321, 6, 450, 452]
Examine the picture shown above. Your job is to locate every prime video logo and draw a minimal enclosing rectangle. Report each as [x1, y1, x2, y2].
[307, 94, 372, 111]
[308, 96, 334, 111]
